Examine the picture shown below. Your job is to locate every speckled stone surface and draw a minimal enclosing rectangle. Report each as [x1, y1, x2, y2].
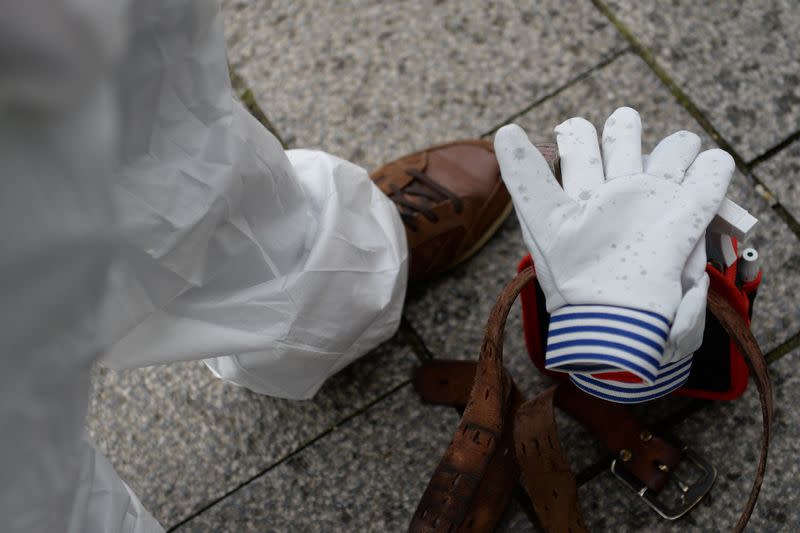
[82, 3, 800, 531]
[503, 52, 800, 352]
[399, 53, 800, 499]
[755, 139, 800, 221]
[603, 0, 800, 161]
[578, 349, 800, 532]
[86, 337, 417, 528]
[175, 386, 461, 532]
[221, 0, 624, 169]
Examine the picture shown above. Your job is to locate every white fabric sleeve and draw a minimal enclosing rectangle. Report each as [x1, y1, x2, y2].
[97, 0, 408, 399]
[0, 3, 164, 531]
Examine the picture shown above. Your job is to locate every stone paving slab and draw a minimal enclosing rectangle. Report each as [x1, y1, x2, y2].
[221, 0, 624, 169]
[755, 139, 800, 221]
[577, 349, 800, 532]
[181, 384, 550, 532]
[178, 349, 799, 532]
[603, 0, 800, 161]
[86, 337, 416, 527]
[177, 386, 461, 532]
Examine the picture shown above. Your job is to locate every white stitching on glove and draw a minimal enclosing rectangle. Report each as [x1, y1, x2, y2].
[494, 107, 734, 383]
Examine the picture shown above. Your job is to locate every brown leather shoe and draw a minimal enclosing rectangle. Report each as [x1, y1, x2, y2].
[370, 139, 522, 282]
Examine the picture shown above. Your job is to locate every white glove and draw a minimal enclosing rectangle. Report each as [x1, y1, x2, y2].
[569, 233, 708, 403]
[495, 107, 734, 383]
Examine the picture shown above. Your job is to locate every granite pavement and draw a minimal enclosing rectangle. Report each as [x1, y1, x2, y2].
[86, 1, 800, 531]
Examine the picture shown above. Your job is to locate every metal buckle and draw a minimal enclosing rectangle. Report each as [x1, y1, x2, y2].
[610, 445, 717, 520]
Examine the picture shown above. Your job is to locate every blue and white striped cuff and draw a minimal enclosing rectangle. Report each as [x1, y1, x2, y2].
[544, 304, 671, 383]
[569, 355, 693, 404]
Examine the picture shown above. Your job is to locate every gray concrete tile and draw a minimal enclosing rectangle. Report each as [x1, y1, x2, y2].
[754, 139, 800, 221]
[604, 0, 800, 161]
[221, 0, 624, 169]
[86, 337, 416, 527]
[577, 349, 800, 532]
[499, 52, 800, 351]
[180, 384, 545, 532]
[176, 386, 461, 532]
[726, 176, 800, 353]
[177, 346, 799, 533]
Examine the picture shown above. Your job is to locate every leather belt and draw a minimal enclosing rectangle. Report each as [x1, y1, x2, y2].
[409, 266, 773, 532]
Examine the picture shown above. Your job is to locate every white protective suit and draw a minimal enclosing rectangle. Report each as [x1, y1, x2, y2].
[1, 1, 407, 531]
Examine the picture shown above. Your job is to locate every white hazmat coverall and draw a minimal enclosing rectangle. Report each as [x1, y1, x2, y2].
[0, 1, 408, 531]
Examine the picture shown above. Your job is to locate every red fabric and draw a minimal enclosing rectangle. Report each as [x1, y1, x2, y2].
[518, 239, 760, 402]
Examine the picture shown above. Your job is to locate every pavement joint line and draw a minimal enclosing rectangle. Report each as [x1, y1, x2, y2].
[479, 46, 632, 139]
[765, 329, 800, 364]
[743, 167, 800, 239]
[770, 202, 800, 239]
[590, 0, 800, 251]
[166, 379, 413, 531]
[589, 1, 750, 169]
[400, 314, 435, 362]
[747, 129, 800, 168]
[228, 63, 287, 149]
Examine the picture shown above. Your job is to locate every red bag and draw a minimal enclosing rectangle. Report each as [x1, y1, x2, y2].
[519, 237, 762, 401]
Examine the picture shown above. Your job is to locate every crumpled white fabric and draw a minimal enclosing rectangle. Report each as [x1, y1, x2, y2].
[99, 1, 407, 400]
[1, 0, 407, 531]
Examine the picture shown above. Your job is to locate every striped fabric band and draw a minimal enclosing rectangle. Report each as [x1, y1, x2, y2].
[545, 304, 671, 384]
[570, 354, 693, 403]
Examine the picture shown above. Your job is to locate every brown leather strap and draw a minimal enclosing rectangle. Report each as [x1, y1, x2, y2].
[514, 386, 588, 533]
[461, 385, 524, 532]
[414, 360, 480, 408]
[413, 361, 525, 532]
[410, 267, 772, 533]
[555, 383, 681, 492]
[707, 288, 773, 533]
[409, 268, 534, 532]
[414, 361, 682, 493]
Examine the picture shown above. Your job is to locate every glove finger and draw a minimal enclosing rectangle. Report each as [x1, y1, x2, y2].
[663, 274, 708, 364]
[602, 106, 643, 179]
[682, 231, 708, 290]
[645, 130, 702, 183]
[682, 148, 735, 217]
[554, 117, 604, 198]
[495, 124, 574, 247]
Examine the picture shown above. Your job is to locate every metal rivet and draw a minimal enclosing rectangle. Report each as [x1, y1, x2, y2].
[619, 449, 633, 462]
[639, 430, 653, 442]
